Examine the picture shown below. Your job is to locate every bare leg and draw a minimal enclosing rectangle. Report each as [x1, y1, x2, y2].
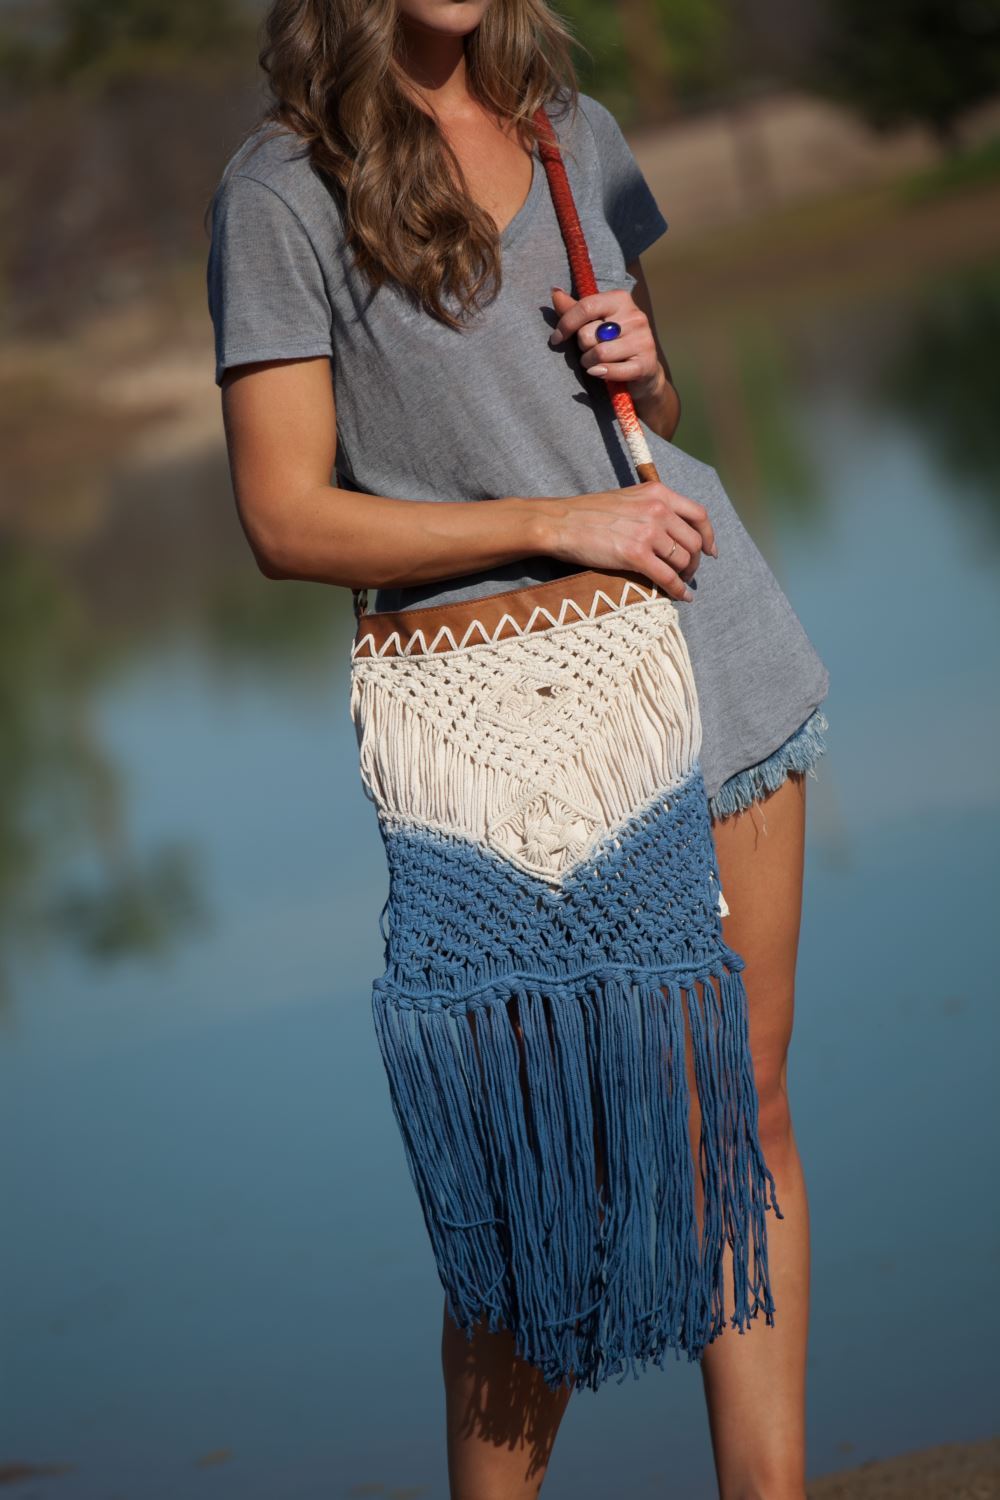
[442, 1307, 574, 1500]
[439, 775, 810, 1498]
[698, 773, 811, 1500]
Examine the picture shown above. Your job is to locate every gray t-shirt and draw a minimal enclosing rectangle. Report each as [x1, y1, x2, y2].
[207, 91, 667, 612]
[207, 92, 829, 798]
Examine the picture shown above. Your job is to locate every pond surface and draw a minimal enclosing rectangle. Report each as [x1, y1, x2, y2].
[2, 255, 998, 1498]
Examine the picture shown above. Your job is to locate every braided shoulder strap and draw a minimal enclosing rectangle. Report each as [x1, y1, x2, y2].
[351, 100, 660, 623]
[531, 102, 660, 488]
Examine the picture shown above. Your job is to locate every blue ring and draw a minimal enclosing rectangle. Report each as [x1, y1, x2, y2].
[595, 320, 622, 343]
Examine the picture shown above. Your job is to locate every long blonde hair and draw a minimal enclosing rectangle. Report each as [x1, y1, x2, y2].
[255, 0, 580, 328]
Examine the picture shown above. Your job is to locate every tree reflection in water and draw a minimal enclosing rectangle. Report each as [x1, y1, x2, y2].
[0, 493, 348, 1001]
[886, 265, 1000, 545]
[0, 539, 203, 998]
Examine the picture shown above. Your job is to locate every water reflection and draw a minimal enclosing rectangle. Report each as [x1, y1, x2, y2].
[886, 263, 1000, 541]
[671, 315, 825, 543]
[0, 538, 188, 997]
[45, 845, 204, 963]
[0, 455, 355, 997]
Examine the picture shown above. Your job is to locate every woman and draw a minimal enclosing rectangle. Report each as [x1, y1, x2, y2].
[208, 2, 828, 1495]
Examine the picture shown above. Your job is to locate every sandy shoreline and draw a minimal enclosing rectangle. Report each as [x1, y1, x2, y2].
[808, 1436, 1000, 1498]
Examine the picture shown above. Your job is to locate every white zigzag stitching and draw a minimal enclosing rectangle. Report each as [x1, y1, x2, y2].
[352, 578, 662, 660]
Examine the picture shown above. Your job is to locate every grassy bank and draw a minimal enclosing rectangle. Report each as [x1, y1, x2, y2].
[657, 164, 1000, 331]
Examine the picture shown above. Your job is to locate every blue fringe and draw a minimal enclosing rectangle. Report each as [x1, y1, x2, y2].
[373, 966, 781, 1393]
[708, 708, 829, 823]
[370, 780, 783, 1394]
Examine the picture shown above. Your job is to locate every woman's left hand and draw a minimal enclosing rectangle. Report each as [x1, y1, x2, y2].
[548, 285, 662, 402]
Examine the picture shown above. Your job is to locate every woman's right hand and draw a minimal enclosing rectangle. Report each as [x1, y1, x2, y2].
[539, 481, 717, 603]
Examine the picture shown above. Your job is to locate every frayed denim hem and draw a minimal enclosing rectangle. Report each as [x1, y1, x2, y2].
[709, 708, 829, 823]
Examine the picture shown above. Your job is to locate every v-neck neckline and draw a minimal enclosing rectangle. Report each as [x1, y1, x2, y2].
[498, 146, 541, 249]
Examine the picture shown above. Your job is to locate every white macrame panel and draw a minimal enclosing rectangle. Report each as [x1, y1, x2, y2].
[351, 598, 703, 884]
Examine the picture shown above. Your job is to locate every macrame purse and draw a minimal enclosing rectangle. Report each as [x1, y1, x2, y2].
[347, 105, 782, 1394]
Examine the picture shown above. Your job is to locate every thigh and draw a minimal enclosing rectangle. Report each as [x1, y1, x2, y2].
[710, 773, 807, 1080]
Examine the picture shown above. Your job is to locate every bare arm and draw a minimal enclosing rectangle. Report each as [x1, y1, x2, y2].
[219, 351, 715, 602]
[220, 355, 548, 590]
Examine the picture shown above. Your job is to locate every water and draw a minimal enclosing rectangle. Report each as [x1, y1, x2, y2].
[2, 259, 998, 1498]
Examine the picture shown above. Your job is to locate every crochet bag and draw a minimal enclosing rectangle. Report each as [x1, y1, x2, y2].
[347, 105, 782, 1394]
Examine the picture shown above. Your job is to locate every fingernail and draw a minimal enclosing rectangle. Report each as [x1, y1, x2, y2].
[591, 364, 607, 376]
[551, 286, 566, 297]
[711, 543, 719, 557]
[548, 330, 563, 347]
[685, 588, 695, 601]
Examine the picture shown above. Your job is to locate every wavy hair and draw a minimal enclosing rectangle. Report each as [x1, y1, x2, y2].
[252, 0, 581, 329]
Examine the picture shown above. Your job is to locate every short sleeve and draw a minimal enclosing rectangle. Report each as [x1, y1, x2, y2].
[579, 96, 669, 265]
[207, 172, 334, 387]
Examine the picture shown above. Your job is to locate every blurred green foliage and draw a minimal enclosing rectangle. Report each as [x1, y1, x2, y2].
[559, 0, 732, 125]
[0, 0, 253, 89]
[901, 133, 1000, 201]
[650, 0, 732, 105]
[0, 0, 738, 120]
[822, 0, 1000, 144]
[55, 0, 249, 80]
[1, 0, 998, 141]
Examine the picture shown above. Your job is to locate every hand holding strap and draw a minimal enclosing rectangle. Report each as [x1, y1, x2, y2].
[532, 103, 660, 487]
